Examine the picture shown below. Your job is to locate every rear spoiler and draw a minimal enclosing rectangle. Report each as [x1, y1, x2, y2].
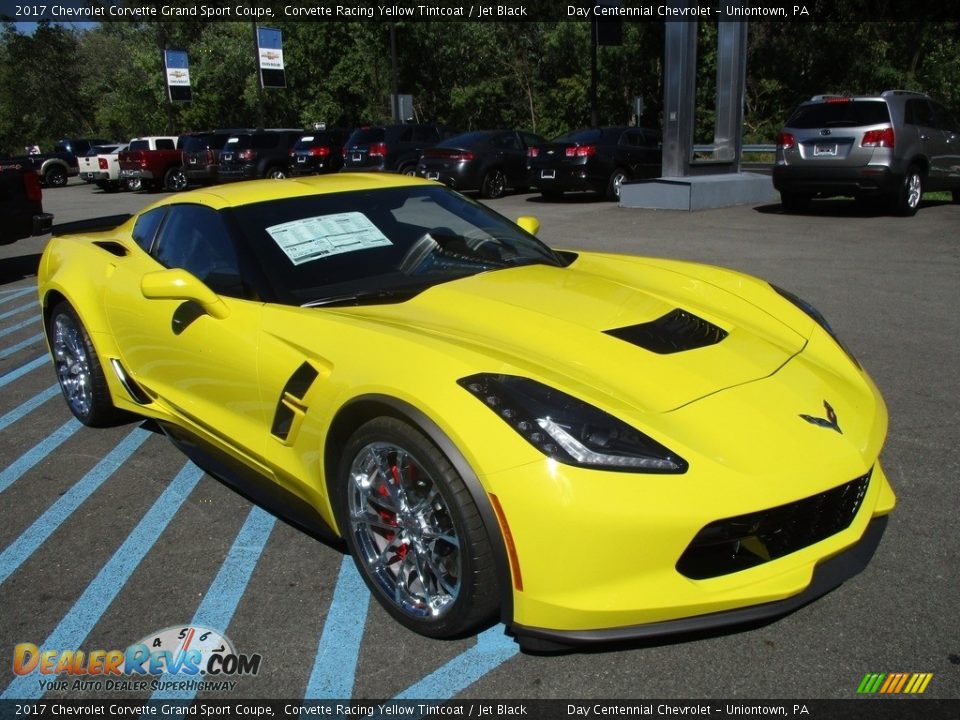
[52, 214, 131, 237]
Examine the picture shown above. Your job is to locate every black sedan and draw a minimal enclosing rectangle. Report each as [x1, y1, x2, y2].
[528, 127, 662, 201]
[416, 130, 544, 199]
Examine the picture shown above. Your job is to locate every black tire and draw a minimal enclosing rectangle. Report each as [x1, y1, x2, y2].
[953, 189, 960, 204]
[333, 417, 500, 639]
[44, 164, 68, 188]
[479, 168, 507, 199]
[266, 166, 287, 180]
[164, 167, 188, 192]
[606, 168, 628, 201]
[47, 302, 129, 427]
[893, 165, 923, 216]
[780, 192, 810, 213]
[398, 164, 417, 177]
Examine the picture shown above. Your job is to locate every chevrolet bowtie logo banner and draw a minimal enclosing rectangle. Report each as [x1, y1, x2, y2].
[857, 672, 934, 694]
[257, 26, 286, 89]
[164, 49, 192, 103]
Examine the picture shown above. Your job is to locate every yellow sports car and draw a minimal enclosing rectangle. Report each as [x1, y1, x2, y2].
[38, 174, 895, 650]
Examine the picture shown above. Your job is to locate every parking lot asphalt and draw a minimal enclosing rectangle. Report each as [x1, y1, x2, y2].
[0, 178, 958, 702]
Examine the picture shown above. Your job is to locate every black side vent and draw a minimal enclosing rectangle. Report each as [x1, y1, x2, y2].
[676, 470, 871, 580]
[271, 362, 320, 442]
[605, 309, 728, 354]
[93, 241, 129, 257]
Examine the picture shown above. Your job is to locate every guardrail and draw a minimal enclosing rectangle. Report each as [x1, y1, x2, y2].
[693, 144, 776, 153]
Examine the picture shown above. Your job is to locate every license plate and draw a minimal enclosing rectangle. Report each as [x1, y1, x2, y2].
[426, 172, 439, 180]
[540, 169, 556, 179]
[222, 153, 232, 162]
[297, 156, 306, 163]
[814, 144, 837, 156]
[84, 173, 93, 179]
[352, 153, 362, 162]
[189, 157, 197, 164]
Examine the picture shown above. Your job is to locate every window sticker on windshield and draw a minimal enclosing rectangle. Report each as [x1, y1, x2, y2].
[266, 212, 393, 266]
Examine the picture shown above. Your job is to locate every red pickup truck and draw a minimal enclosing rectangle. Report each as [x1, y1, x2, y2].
[118, 136, 188, 192]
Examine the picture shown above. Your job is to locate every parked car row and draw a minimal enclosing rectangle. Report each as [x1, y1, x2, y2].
[57, 123, 668, 203]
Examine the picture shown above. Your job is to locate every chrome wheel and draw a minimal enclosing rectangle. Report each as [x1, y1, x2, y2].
[607, 169, 627, 200]
[51, 312, 94, 419]
[905, 172, 922, 210]
[267, 167, 287, 179]
[346, 441, 461, 619]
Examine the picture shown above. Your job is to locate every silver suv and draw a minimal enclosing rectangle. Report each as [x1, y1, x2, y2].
[773, 90, 960, 215]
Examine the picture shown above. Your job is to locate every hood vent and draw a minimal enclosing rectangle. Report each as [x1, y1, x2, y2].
[605, 309, 728, 354]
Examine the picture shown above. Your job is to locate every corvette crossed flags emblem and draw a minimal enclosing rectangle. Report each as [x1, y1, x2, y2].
[800, 400, 842, 434]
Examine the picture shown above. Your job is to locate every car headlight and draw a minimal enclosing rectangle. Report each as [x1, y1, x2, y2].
[772, 285, 861, 369]
[458, 374, 687, 473]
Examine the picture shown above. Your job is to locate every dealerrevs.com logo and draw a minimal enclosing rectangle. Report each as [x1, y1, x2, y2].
[857, 672, 934, 695]
[12, 625, 261, 693]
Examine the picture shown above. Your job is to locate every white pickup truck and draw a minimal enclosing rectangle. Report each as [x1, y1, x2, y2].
[78, 143, 129, 192]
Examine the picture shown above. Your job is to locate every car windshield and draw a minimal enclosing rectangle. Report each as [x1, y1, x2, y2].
[230, 185, 563, 307]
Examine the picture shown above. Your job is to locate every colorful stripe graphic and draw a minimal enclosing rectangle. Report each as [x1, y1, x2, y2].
[857, 672, 933, 694]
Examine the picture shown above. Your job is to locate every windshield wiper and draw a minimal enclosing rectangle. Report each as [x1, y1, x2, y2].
[301, 286, 425, 308]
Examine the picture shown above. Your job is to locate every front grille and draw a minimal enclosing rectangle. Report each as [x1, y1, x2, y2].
[676, 470, 871, 580]
[605, 309, 728, 354]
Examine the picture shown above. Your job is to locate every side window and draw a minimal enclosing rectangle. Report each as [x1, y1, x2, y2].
[155, 139, 175, 151]
[931, 103, 958, 132]
[904, 99, 934, 127]
[131, 208, 166, 252]
[151, 205, 244, 297]
[497, 133, 521, 151]
[411, 126, 439, 143]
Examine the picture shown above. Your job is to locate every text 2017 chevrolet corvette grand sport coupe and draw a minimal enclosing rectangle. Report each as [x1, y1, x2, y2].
[39, 174, 894, 650]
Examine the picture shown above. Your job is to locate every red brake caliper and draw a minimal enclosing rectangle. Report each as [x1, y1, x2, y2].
[379, 464, 407, 560]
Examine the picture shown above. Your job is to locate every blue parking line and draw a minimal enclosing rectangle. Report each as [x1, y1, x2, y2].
[150, 505, 277, 701]
[0, 427, 151, 586]
[0, 287, 36, 305]
[0, 384, 60, 432]
[0, 462, 206, 700]
[303, 555, 370, 699]
[0, 418, 81, 496]
[0, 316, 40, 339]
[0, 332, 44, 360]
[0, 355, 48, 388]
[393, 626, 518, 700]
[0, 302, 35, 321]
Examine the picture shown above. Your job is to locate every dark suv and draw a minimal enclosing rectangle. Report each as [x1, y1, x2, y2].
[288, 128, 349, 176]
[217, 129, 304, 181]
[774, 90, 960, 215]
[181, 129, 253, 185]
[528, 127, 662, 200]
[342, 124, 458, 175]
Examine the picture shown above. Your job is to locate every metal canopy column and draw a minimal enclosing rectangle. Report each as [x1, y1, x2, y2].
[662, 19, 698, 178]
[713, 21, 748, 167]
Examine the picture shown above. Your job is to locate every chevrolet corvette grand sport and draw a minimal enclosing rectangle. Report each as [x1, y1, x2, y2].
[38, 174, 895, 650]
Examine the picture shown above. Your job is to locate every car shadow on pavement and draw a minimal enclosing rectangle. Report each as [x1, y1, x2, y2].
[754, 198, 952, 217]
[524, 192, 609, 204]
[0, 253, 41, 285]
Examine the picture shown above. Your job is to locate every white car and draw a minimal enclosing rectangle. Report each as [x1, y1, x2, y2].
[78, 143, 129, 192]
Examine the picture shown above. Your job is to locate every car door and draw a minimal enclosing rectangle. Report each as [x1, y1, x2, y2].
[930, 101, 960, 189]
[103, 203, 269, 464]
[904, 98, 944, 185]
[492, 132, 528, 187]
